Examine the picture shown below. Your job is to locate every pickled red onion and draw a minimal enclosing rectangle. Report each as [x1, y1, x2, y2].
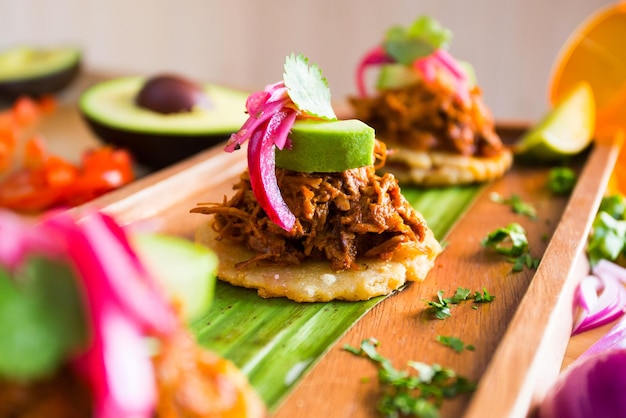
[355, 45, 394, 97]
[572, 260, 626, 335]
[355, 45, 472, 106]
[225, 82, 298, 231]
[1, 210, 178, 418]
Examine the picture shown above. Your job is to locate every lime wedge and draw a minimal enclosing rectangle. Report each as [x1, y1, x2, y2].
[514, 81, 596, 162]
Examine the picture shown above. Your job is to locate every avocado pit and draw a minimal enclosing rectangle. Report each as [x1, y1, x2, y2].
[135, 74, 211, 114]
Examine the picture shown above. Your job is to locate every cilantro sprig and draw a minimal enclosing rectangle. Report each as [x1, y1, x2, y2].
[424, 287, 495, 319]
[344, 338, 475, 418]
[283, 53, 337, 120]
[383, 16, 452, 65]
[547, 167, 577, 195]
[435, 335, 475, 353]
[587, 194, 626, 266]
[489, 192, 537, 220]
[481, 223, 540, 272]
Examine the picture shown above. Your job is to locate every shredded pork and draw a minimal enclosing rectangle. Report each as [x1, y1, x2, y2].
[0, 367, 92, 418]
[349, 80, 505, 158]
[192, 155, 428, 272]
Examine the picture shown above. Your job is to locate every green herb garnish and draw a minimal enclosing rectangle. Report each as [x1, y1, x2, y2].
[472, 288, 496, 303]
[547, 167, 577, 195]
[481, 222, 529, 256]
[435, 335, 474, 353]
[283, 53, 337, 120]
[489, 192, 537, 219]
[511, 253, 541, 272]
[425, 290, 454, 319]
[0, 257, 87, 380]
[383, 16, 452, 65]
[588, 208, 626, 266]
[424, 287, 494, 319]
[482, 223, 539, 272]
[344, 338, 476, 418]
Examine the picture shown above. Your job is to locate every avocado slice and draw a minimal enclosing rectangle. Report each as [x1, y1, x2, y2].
[376, 63, 421, 91]
[275, 119, 375, 173]
[131, 233, 218, 321]
[79, 76, 249, 168]
[0, 46, 81, 99]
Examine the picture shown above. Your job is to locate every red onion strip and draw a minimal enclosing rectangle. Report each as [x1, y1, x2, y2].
[572, 260, 626, 335]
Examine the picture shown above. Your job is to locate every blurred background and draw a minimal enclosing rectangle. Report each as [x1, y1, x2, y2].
[0, 0, 616, 121]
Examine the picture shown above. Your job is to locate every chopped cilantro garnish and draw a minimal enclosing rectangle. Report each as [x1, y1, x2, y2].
[425, 287, 494, 319]
[435, 335, 473, 353]
[449, 287, 471, 303]
[547, 167, 577, 195]
[283, 53, 337, 120]
[489, 192, 537, 220]
[481, 223, 529, 257]
[473, 288, 496, 303]
[510, 253, 541, 272]
[599, 194, 626, 219]
[344, 338, 476, 418]
[588, 208, 626, 265]
[482, 223, 539, 272]
[425, 290, 453, 319]
[383, 16, 452, 65]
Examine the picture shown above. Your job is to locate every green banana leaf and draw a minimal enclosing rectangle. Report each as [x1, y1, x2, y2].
[189, 184, 483, 410]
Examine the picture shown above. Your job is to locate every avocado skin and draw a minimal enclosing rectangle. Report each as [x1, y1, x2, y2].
[0, 60, 81, 99]
[79, 77, 248, 169]
[81, 114, 230, 169]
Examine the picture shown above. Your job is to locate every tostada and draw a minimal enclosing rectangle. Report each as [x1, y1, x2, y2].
[191, 54, 441, 303]
[349, 16, 513, 186]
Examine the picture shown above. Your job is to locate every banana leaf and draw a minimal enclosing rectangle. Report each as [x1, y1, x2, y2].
[189, 184, 483, 409]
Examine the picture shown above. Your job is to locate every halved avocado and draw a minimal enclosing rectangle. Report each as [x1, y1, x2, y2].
[79, 76, 249, 168]
[0, 46, 81, 99]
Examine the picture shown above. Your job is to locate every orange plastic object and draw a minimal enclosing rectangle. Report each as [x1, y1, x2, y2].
[550, 1, 626, 140]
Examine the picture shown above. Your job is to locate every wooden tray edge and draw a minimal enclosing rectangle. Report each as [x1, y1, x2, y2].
[463, 139, 622, 418]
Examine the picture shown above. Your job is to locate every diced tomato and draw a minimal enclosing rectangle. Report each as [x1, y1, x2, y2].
[61, 148, 134, 206]
[0, 170, 62, 212]
[44, 156, 79, 187]
[0, 129, 17, 173]
[23, 135, 48, 170]
[0, 95, 135, 213]
[12, 96, 40, 127]
[37, 95, 57, 114]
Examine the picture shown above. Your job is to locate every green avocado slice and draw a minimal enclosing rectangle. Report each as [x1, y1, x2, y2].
[376, 63, 421, 91]
[0, 45, 81, 98]
[132, 233, 218, 321]
[275, 119, 375, 173]
[79, 76, 248, 136]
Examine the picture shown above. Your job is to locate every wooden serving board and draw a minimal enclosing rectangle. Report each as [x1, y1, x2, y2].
[30, 76, 619, 417]
[67, 128, 620, 418]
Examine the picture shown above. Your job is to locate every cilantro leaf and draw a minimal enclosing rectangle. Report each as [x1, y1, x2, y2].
[548, 167, 577, 195]
[436, 335, 470, 353]
[599, 194, 626, 219]
[0, 257, 87, 380]
[481, 223, 529, 257]
[588, 210, 626, 265]
[473, 288, 496, 303]
[489, 192, 537, 220]
[424, 287, 489, 320]
[283, 53, 337, 120]
[449, 287, 471, 304]
[383, 16, 453, 65]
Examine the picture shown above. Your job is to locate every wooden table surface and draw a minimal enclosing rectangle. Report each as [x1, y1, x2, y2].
[20, 73, 623, 417]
